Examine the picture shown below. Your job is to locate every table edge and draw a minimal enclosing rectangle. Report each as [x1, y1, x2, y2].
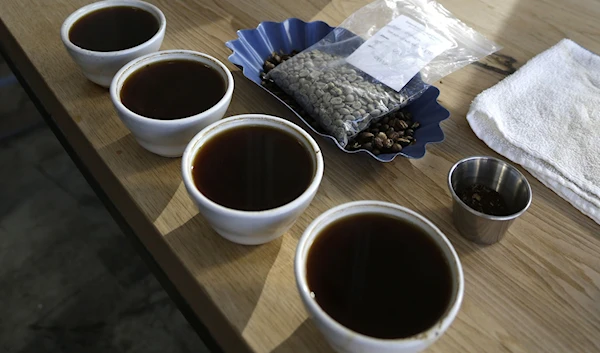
[0, 17, 251, 353]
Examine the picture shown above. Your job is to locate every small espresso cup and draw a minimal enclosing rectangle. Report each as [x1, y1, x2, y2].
[182, 114, 324, 245]
[61, 0, 166, 87]
[448, 156, 532, 245]
[110, 50, 234, 157]
[295, 201, 464, 353]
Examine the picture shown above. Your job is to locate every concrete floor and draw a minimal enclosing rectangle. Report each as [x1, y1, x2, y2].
[0, 59, 207, 353]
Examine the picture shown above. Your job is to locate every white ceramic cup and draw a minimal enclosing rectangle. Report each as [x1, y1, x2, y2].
[61, 0, 166, 88]
[110, 50, 234, 157]
[181, 114, 324, 245]
[295, 201, 464, 353]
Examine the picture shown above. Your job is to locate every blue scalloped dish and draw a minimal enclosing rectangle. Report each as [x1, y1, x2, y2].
[226, 18, 450, 161]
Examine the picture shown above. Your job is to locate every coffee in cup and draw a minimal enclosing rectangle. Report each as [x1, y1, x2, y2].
[306, 212, 453, 339]
[295, 201, 464, 353]
[110, 50, 234, 157]
[191, 124, 314, 211]
[120, 59, 227, 120]
[182, 114, 324, 245]
[68, 6, 160, 52]
[61, 0, 166, 87]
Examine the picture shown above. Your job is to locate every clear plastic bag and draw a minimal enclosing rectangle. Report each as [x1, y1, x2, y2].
[267, 0, 500, 146]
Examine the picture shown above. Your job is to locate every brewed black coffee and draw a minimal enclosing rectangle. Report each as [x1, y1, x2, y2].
[120, 60, 226, 120]
[192, 125, 314, 211]
[69, 6, 159, 52]
[306, 213, 453, 339]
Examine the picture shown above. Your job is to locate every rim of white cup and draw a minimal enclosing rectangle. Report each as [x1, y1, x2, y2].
[61, 0, 167, 57]
[109, 49, 235, 125]
[295, 200, 464, 348]
[181, 114, 324, 217]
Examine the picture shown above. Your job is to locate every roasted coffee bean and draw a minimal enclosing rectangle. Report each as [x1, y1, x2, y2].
[358, 132, 374, 142]
[374, 137, 384, 150]
[264, 61, 275, 72]
[395, 119, 409, 130]
[272, 52, 282, 63]
[388, 131, 400, 140]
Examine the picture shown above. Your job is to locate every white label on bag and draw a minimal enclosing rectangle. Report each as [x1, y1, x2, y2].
[345, 15, 452, 92]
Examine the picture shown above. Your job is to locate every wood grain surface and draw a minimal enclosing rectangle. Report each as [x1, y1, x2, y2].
[1, 0, 599, 352]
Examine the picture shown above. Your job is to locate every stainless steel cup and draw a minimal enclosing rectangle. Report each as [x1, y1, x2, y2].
[448, 156, 532, 244]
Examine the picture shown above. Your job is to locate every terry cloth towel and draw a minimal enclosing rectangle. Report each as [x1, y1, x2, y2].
[467, 39, 600, 225]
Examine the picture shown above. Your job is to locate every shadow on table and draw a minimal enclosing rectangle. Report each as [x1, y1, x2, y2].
[60, 68, 108, 93]
[536, 187, 600, 238]
[98, 133, 183, 222]
[272, 320, 332, 353]
[165, 213, 284, 330]
[418, 205, 488, 260]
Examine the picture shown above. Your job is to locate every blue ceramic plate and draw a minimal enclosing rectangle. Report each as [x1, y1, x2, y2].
[226, 18, 450, 161]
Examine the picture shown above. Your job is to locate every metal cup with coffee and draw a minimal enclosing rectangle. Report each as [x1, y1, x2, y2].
[448, 156, 532, 245]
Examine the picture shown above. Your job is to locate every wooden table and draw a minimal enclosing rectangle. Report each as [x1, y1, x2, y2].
[2, 0, 599, 352]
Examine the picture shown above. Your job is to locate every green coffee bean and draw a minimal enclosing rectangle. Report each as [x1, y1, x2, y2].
[330, 97, 343, 105]
[266, 49, 411, 147]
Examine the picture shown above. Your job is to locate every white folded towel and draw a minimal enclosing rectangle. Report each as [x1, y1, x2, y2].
[467, 39, 600, 224]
